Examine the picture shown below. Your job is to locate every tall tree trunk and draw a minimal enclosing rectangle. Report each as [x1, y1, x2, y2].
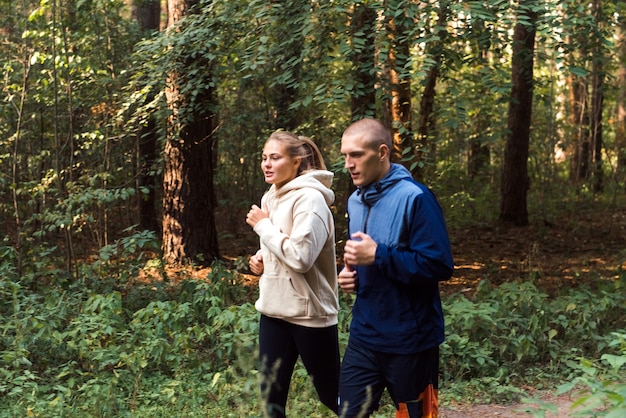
[591, 0, 605, 193]
[415, 1, 449, 180]
[132, 0, 161, 32]
[162, 0, 219, 264]
[133, 0, 161, 233]
[616, 5, 626, 175]
[567, 71, 590, 181]
[383, 0, 414, 169]
[500, 5, 538, 226]
[468, 17, 491, 180]
[564, 25, 592, 182]
[349, 2, 377, 121]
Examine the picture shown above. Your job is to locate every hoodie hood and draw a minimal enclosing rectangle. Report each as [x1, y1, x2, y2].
[271, 169, 335, 206]
[358, 163, 411, 206]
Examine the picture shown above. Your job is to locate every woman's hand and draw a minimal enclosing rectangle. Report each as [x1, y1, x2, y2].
[246, 204, 269, 229]
[249, 253, 264, 275]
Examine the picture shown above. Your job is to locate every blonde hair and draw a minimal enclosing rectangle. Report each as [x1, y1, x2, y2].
[266, 130, 327, 174]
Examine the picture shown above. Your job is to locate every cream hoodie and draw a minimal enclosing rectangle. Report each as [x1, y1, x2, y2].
[253, 170, 338, 327]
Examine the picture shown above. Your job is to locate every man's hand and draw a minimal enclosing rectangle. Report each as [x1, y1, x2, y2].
[343, 231, 377, 267]
[338, 261, 358, 293]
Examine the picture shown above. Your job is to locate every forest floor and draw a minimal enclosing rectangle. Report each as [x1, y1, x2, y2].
[164, 202, 626, 417]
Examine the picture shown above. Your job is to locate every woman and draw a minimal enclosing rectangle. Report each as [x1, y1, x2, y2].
[246, 130, 339, 418]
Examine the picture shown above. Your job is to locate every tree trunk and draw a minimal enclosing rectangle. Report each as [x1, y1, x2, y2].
[349, 2, 377, 121]
[616, 6, 626, 173]
[565, 29, 591, 182]
[591, 0, 605, 193]
[162, 0, 219, 264]
[415, 1, 449, 180]
[500, 6, 538, 226]
[133, 0, 161, 233]
[132, 0, 161, 33]
[468, 18, 491, 180]
[383, 0, 414, 169]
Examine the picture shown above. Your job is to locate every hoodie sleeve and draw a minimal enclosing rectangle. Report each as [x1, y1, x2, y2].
[374, 189, 454, 285]
[254, 191, 330, 274]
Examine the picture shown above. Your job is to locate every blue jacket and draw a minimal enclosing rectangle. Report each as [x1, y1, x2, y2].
[346, 163, 454, 354]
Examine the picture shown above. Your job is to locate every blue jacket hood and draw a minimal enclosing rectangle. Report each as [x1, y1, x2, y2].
[357, 163, 411, 207]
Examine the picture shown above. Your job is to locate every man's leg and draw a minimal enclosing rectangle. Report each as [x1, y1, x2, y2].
[339, 339, 385, 418]
[384, 346, 439, 418]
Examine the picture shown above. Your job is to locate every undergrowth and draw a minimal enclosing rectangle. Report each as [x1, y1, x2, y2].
[0, 233, 625, 417]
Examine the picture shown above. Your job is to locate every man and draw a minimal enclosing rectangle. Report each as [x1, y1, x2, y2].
[338, 118, 454, 418]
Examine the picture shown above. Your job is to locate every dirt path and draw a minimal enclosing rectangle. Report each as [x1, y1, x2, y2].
[441, 392, 577, 417]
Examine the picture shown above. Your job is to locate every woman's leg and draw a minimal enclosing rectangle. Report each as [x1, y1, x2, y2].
[259, 315, 299, 418]
[292, 323, 340, 414]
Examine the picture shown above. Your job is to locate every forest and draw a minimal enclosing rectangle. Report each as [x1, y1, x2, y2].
[1, 0, 625, 416]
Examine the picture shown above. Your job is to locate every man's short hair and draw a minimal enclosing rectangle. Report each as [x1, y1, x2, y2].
[345, 118, 392, 150]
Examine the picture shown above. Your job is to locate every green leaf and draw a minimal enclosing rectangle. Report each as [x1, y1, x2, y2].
[601, 354, 626, 370]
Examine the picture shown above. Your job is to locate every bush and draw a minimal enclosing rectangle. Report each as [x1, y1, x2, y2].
[0, 243, 624, 416]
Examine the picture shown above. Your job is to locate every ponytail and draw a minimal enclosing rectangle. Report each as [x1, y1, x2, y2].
[297, 136, 327, 172]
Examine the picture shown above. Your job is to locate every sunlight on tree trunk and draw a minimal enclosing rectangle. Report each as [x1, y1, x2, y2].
[383, 0, 415, 172]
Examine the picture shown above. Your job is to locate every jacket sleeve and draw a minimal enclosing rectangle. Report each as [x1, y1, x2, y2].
[254, 194, 330, 274]
[374, 191, 454, 285]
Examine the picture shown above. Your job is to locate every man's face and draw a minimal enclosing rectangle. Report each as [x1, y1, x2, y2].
[340, 133, 386, 187]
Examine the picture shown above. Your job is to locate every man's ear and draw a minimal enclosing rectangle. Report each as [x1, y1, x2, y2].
[379, 144, 390, 161]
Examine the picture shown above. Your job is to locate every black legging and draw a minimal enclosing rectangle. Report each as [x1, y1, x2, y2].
[258, 314, 340, 417]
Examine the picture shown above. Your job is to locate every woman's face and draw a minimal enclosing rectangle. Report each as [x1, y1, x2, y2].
[261, 139, 300, 188]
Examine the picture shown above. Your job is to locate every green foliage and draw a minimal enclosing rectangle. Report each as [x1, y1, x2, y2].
[2, 245, 625, 416]
[2, 0, 626, 415]
[521, 331, 626, 417]
[441, 275, 626, 404]
[0, 246, 259, 416]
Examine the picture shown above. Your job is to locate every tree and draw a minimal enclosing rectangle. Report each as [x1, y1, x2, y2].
[617, 4, 626, 175]
[162, 0, 219, 264]
[132, 0, 161, 234]
[413, 1, 451, 180]
[348, 2, 377, 121]
[467, 11, 494, 180]
[590, 0, 606, 193]
[500, 3, 539, 226]
[566, 37, 592, 182]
